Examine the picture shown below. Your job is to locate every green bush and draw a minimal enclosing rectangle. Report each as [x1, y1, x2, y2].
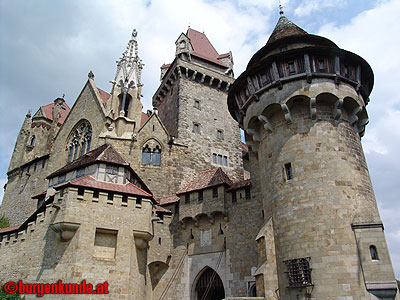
[0, 215, 10, 229]
[0, 284, 25, 299]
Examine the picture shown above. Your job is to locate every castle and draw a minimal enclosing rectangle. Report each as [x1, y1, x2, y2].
[0, 13, 398, 300]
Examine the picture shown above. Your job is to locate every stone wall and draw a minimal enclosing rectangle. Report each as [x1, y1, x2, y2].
[0, 185, 154, 300]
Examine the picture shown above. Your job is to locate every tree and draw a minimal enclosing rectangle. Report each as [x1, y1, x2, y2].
[0, 215, 10, 229]
[397, 279, 400, 290]
[0, 285, 25, 299]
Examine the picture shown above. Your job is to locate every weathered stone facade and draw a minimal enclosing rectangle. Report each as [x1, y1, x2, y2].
[0, 16, 398, 300]
[228, 14, 398, 300]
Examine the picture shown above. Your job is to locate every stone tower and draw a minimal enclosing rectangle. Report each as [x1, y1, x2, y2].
[153, 28, 244, 182]
[228, 14, 398, 300]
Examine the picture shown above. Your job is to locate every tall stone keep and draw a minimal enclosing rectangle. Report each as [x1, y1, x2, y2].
[153, 28, 244, 181]
[228, 14, 398, 299]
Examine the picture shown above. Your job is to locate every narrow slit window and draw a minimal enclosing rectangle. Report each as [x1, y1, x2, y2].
[194, 100, 200, 109]
[213, 187, 218, 198]
[223, 156, 228, 167]
[285, 163, 293, 180]
[288, 61, 296, 74]
[232, 191, 237, 203]
[185, 193, 190, 204]
[370, 245, 379, 260]
[198, 190, 203, 202]
[212, 153, 217, 164]
[217, 130, 223, 139]
[245, 188, 251, 200]
[218, 154, 222, 165]
[193, 123, 199, 133]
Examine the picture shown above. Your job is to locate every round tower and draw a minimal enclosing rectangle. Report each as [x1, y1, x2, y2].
[228, 14, 398, 300]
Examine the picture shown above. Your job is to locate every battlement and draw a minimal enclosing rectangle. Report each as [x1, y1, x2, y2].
[0, 202, 59, 248]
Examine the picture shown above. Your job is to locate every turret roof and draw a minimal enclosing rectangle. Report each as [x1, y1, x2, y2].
[34, 101, 70, 125]
[186, 28, 227, 67]
[266, 15, 308, 44]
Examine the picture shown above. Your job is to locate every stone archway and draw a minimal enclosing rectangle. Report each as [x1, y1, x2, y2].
[194, 267, 225, 300]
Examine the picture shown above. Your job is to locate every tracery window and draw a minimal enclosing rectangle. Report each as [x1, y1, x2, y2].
[141, 142, 161, 166]
[67, 120, 92, 163]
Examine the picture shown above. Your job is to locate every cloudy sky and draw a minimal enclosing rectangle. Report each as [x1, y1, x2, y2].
[0, 0, 399, 278]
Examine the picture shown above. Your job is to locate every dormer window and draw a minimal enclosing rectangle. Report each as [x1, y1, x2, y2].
[180, 40, 186, 49]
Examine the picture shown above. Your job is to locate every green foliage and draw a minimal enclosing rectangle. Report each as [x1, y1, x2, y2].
[0, 284, 25, 299]
[397, 279, 400, 290]
[0, 215, 10, 229]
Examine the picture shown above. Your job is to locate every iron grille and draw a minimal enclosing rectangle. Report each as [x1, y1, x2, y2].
[284, 257, 312, 288]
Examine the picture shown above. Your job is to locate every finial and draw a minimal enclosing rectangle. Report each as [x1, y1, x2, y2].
[62, 93, 65, 99]
[132, 29, 137, 39]
[26, 109, 32, 118]
[88, 70, 94, 79]
[279, 0, 284, 16]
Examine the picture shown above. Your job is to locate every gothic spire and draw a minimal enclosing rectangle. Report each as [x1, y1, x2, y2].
[114, 29, 144, 92]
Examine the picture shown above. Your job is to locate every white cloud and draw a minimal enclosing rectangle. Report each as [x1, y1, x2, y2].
[294, 0, 347, 17]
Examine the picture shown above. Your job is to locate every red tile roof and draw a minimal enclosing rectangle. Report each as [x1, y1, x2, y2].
[176, 168, 232, 195]
[0, 224, 21, 234]
[186, 28, 227, 67]
[141, 112, 150, 127]
[56, 175, 153, 198]
[41, 101, 70, 125]
[218, 53, 230, 59]
[161, 64, 171, 69]
[155, 205, 172, 213]
[98, 88, 111, 104]
[158, 194, 180, 206]
[47, 144, 129, 178]
[31, 122, 51, 130]
[32, 190, 47, 199]
[226, 179, 251, 191]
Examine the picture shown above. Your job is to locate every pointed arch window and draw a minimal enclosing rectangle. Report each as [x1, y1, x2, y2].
[66, 120, 92, 163]
[153, 146, 161, 165]
[142, 145, 151, 164]
[141, 144, 162, 165]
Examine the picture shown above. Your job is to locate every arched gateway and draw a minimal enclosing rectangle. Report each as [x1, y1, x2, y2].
[194, 267, 225, 300]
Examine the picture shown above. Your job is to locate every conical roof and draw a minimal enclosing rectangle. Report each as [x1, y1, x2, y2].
[267, 15, 308, 44]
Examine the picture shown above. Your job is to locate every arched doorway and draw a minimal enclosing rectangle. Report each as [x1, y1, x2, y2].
[194, 267, 225, 300]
